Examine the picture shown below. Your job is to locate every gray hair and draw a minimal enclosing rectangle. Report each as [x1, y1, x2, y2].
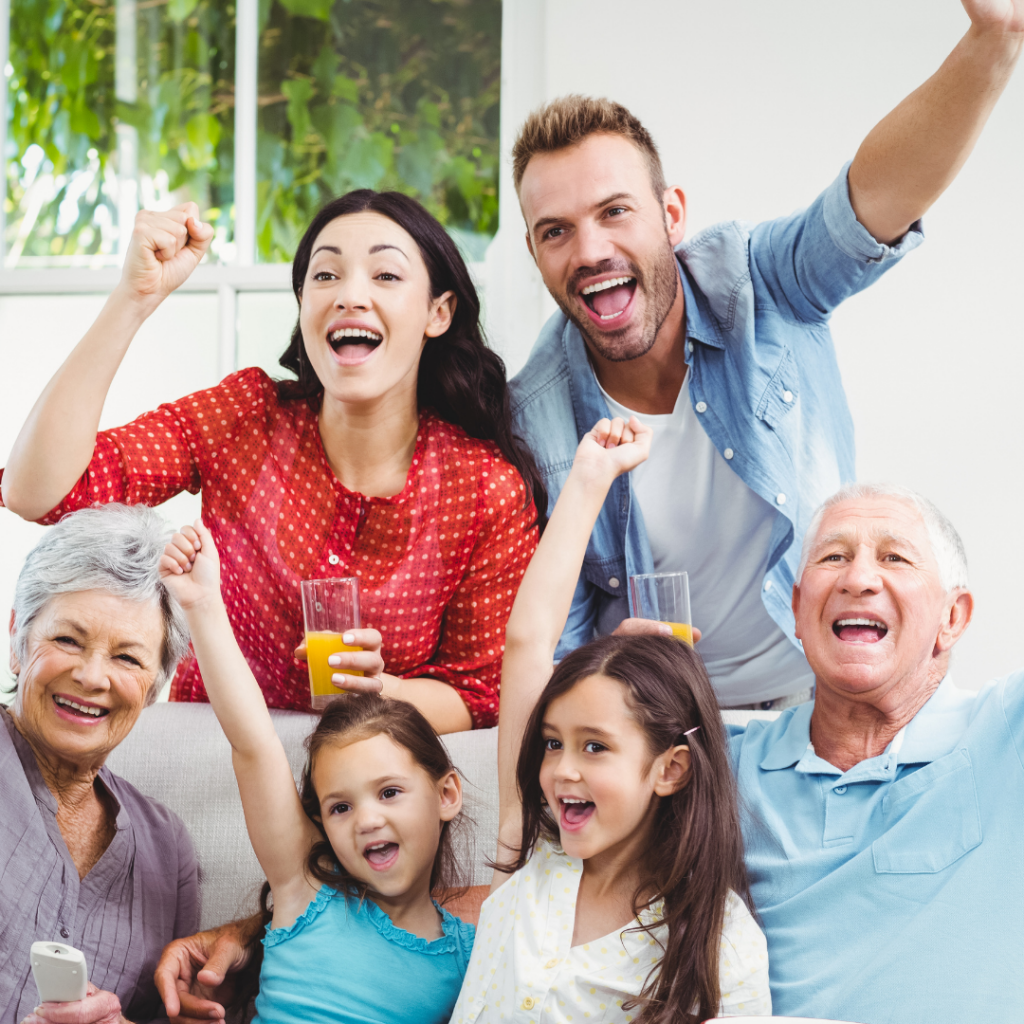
[797, 483, 968, 592]
[11, 504, 191, 704]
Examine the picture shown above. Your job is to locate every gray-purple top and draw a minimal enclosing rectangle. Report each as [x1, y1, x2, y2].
[0, 709, 200, 1024]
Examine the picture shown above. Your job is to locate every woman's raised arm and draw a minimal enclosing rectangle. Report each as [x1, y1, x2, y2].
[1, 205, 213, 521]
[491, 416, 650, 889]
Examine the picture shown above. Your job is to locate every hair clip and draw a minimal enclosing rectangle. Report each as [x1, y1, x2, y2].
[683, 725, 701, 736]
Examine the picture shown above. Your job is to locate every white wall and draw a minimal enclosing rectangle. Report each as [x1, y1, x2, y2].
[2, 0, 1022, 690]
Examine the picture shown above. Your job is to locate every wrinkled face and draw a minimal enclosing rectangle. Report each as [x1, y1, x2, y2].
[312, 732, 461, 900]
[794, 497, 960, 701]
[539, 673, 674, 862]
[519, 133, 681, 363]
[11, 590, 164, 769]
[299, 211, 454, 409]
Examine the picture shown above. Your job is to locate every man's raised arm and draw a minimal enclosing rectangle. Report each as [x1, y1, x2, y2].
[849, 0, 1022, 244]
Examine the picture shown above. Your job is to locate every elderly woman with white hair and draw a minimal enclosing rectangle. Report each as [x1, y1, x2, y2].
[1, 504, 197, 1024]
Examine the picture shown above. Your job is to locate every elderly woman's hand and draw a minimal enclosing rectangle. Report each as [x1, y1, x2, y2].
[20, 983, 125, 1024]
[160, 521, 222, 614]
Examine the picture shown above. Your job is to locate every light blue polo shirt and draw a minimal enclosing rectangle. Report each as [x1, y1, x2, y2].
[730, 674, 1024, 1023]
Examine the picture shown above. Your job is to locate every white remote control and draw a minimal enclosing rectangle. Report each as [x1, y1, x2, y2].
[29, 941, 89, 1003]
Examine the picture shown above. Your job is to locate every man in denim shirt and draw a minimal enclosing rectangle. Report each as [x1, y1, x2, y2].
[508, 0, 1023, 709]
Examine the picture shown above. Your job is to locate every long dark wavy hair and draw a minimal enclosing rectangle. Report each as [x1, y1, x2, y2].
[501, 634, 751, 1024]
[277, 189, 546, 526]
[237, 695, 467, 1007]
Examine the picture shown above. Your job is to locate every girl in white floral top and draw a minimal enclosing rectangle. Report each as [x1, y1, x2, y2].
[451, 417, 771, 1024]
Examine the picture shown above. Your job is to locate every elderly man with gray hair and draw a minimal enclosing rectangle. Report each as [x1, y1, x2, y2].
[1, 504, 198, 1024]
[729, 482, 1023, 1022]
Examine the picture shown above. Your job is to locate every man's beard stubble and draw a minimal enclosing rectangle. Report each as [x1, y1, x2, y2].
[554, 239, 679, 363]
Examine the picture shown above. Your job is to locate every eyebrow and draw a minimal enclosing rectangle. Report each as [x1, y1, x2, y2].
[541, 721, 616, 740]
[319, 775, 411, 801]
[50, 618, 149, 654]
[815, 529, 923, 558]
[531, 192, 636, 236]
[310, 243, 409, 260]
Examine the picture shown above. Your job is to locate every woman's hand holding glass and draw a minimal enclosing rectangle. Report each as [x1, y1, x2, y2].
[292, 630, 386, 696]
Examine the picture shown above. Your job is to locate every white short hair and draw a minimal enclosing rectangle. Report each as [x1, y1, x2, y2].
[797, 483, 968, 592]
[10, 504, 191, 703]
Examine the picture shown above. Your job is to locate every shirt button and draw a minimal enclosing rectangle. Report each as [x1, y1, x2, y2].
[60, 927, 69, 939]
[764, 580, 773, 592]
[686, 341, 693, 354]
[695, 401, 707, 414]
[776, 493, 786, 505]
[835, 785, 847, 794]
[545, 958, 558, 969]
[328, 554, 340, 565]
[608, 577, 619, 588]
[783, 390, 794, 403]
[723, 448, 734, 460]
[522, 997, 536, 1010]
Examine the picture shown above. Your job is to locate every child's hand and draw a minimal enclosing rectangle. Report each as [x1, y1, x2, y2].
[159, 519, 222, 613]
[572, 416, 652, 483]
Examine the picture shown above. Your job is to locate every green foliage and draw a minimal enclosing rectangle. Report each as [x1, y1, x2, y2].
[6, 0, 234, 264]
[256, 0, 501, 263]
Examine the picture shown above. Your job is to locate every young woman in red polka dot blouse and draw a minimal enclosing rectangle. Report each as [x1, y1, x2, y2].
[1, 195, 546, 733]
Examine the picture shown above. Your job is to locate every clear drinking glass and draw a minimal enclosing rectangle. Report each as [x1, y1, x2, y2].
[300, 578, 363, 710]
[629, 571, 693, 646]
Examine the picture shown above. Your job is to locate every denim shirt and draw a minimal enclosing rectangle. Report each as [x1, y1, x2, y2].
[509, 162, 923, 659]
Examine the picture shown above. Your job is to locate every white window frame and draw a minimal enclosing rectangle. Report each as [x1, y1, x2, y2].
[0, 0, 548, 378]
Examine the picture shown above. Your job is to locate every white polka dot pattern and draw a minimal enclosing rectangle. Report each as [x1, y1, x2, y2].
[450, 839, 771, 1022]
[12, 367, 539, 726]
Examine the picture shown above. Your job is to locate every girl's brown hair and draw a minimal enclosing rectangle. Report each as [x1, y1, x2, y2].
[500, 634, 750, 1024]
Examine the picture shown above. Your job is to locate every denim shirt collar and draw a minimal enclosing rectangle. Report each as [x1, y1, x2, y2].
[758, 675, 972, 776]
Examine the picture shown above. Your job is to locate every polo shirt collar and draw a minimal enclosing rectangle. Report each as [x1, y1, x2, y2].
[758, 675, 972, 775]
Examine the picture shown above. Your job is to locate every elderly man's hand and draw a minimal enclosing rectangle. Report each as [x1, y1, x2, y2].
[154, 919, 257, 1023]
[612, 617, 702, 643]
[20, 983, 125, 1024]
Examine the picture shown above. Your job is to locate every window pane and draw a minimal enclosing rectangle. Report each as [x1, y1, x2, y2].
[256, 0, 501, 263]
[5, 0, 235, 267]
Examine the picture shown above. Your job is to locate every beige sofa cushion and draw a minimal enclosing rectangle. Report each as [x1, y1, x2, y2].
[106, 702, 778, 930]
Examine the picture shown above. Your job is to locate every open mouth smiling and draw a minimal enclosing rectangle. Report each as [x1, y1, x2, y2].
[363, 840, 399, 871]
[328, 326, 383, 365]
[579, 276, 637, 325]
[559, 796, 595, 831]
[832, 617, 889, 643]
[52, 694, 110, 721]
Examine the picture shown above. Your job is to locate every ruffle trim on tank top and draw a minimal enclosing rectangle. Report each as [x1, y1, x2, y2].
[262, 884, 467, 955]
[364, 895, 465, 955]
[262, 884, 337, 949]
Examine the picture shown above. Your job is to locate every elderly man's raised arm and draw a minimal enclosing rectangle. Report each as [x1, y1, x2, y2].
[848, 0, 1023, 245]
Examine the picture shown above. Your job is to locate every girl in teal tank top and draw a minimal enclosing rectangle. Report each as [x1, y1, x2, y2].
[161, 522, 475, 1024]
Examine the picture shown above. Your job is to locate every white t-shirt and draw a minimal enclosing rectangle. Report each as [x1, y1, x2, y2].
[450, 838, 771, 1023]
[601, 378, 814, 704]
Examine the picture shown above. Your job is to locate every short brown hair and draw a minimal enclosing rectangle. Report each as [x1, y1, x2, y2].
[512, 95, 666, 199]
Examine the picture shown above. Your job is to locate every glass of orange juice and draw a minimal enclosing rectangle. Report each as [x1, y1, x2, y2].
[300, 578, 363, 710]
[628, 571, 693, 646]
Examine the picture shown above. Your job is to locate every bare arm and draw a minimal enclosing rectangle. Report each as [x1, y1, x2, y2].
[1, 205, 213, 521]
[160, 522, 319, 916]
[849, 0, 1024, 244]
[491, 417, 651, 891]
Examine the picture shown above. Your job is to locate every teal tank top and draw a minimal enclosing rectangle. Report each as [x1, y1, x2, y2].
[253, 885, 475, 1024]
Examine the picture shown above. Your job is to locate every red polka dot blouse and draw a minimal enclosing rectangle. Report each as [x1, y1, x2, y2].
[5, 368, 539, 727]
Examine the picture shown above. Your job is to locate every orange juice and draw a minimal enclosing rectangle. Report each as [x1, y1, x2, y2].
[306, 630, 363, 706]
[667, 622, 694, 646]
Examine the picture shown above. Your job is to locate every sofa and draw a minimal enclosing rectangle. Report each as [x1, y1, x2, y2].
[107, 702, 778, 932]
